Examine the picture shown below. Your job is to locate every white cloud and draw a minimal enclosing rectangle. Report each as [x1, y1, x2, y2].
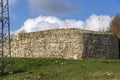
[85, 14, 112, 31]
[14, 14, 112, 34]
[28, 0, 80, 15]
[9, 0, 16, 5]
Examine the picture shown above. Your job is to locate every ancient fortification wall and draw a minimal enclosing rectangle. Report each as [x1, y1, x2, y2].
[9, 28, 119, 60]
[83, 33, 119, 59]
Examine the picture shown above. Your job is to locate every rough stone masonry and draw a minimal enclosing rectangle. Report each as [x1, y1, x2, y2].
[5, 28, 120, 60]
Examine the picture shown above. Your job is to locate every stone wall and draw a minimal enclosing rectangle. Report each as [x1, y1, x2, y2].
[11, 29, 84, 60]
[4, 28, 120, 59]
[83, 33, 119, 59]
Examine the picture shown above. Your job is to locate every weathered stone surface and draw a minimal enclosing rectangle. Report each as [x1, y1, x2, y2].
[2, 28, 120, 60]
[83, 33, 119, 59]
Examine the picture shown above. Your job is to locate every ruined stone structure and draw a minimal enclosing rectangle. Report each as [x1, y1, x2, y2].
[5, 28, 120, 59]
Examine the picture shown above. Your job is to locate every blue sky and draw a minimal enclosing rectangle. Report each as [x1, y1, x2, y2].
[9, 0, 120, 33]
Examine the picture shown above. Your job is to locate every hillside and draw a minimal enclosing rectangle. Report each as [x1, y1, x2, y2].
[0, 58, 120, 80]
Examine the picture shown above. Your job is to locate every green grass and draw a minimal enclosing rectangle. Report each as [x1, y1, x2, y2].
[0, 58, 120, 80]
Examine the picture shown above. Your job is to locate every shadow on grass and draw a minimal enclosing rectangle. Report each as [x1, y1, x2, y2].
[13, 69, 26, 74]
[0, 69, 26, 77]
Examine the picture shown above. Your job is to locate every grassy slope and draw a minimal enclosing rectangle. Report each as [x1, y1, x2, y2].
[0, 58, 120, 80]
